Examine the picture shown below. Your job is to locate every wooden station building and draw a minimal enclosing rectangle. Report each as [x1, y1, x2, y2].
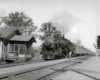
[0, 27, 36, 61]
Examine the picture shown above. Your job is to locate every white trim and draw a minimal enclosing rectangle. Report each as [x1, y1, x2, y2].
[14, 44, 19, 56]
[0, 41, 2, 59]
[2, 42, 5, 61]
[14, 44, 26, 56]
[25, 44, 26, 59]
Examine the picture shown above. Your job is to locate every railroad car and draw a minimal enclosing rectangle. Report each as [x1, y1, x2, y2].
[72, 44, 92, 57]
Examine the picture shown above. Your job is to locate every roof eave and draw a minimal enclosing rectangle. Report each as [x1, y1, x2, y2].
[5, 28, 21, 39]
[32, 37, 36, 43]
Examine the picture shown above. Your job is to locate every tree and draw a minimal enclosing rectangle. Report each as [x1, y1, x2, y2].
[39, 22, 57, 40]
[53, 30, 62, 39]
[39, 22, 64, 41]
[0, 17, 3, 26]
[0, 9, 6, 28]
[3, 12, 37, 34]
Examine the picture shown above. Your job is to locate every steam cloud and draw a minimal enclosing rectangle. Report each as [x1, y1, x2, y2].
[50, 11, 81, 34]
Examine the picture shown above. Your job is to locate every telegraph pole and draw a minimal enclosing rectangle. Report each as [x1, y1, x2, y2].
[96, 0, 99, 59]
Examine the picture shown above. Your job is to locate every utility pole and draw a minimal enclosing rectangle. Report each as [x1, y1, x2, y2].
[95, 0, 99, 60]
[96, 0, 99, 57]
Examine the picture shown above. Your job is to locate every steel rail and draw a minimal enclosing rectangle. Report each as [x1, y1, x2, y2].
[0, 56, 91, 80]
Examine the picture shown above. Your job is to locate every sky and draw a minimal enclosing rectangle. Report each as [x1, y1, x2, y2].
[0, 0, 99, 52]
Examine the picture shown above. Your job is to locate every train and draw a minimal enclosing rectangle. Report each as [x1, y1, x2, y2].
[72, 44, 93, 57]
[40, 34, 73, 60]
[40, 35, 93, 60]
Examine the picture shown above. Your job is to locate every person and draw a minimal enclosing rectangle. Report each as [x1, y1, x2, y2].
[69, 51, 72, 60]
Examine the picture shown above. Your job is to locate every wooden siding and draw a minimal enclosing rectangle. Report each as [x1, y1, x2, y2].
[26, 44, 32, 58]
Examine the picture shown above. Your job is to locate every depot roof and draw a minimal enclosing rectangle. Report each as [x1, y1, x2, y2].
[0, 27, 21, 39]
[10, 35, 36, 42]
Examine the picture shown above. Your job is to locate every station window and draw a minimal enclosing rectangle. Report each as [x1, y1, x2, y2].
[20, 44, 26, 54]
[10, 44, 14, 52]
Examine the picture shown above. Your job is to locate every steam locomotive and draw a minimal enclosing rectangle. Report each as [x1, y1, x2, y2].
[40, 35, 75, 60]
[40, 35, 92, 60]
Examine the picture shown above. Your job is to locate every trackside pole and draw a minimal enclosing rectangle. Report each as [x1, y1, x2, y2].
[96, 48, 99, 60]
[93, 43, 99, 60]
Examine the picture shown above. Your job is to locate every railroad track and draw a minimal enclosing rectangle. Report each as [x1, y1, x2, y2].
[38, 56, 92, 80]
[0, 59, 45, 68]
[0, 55, 92, 80]
[0, 55, 90, 68]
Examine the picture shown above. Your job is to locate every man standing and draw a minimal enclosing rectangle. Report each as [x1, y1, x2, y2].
[69, 51, 72, 60]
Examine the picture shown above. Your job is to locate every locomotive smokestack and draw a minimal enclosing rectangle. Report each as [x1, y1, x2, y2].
[63, 25, 65, 38]
[46, 23, 48, 31]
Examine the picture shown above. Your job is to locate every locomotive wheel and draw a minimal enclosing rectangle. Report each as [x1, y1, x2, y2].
[48, 55, 55, 60]
[42, 55, 48, 60]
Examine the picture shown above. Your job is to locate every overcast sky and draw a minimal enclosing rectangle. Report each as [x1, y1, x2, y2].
[0, 0, 99, 52]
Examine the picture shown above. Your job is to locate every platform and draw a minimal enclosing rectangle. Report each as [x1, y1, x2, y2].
[0, 56, 91, 79]
[0, 58, 70, 78]
[53, 56, 100, 80]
